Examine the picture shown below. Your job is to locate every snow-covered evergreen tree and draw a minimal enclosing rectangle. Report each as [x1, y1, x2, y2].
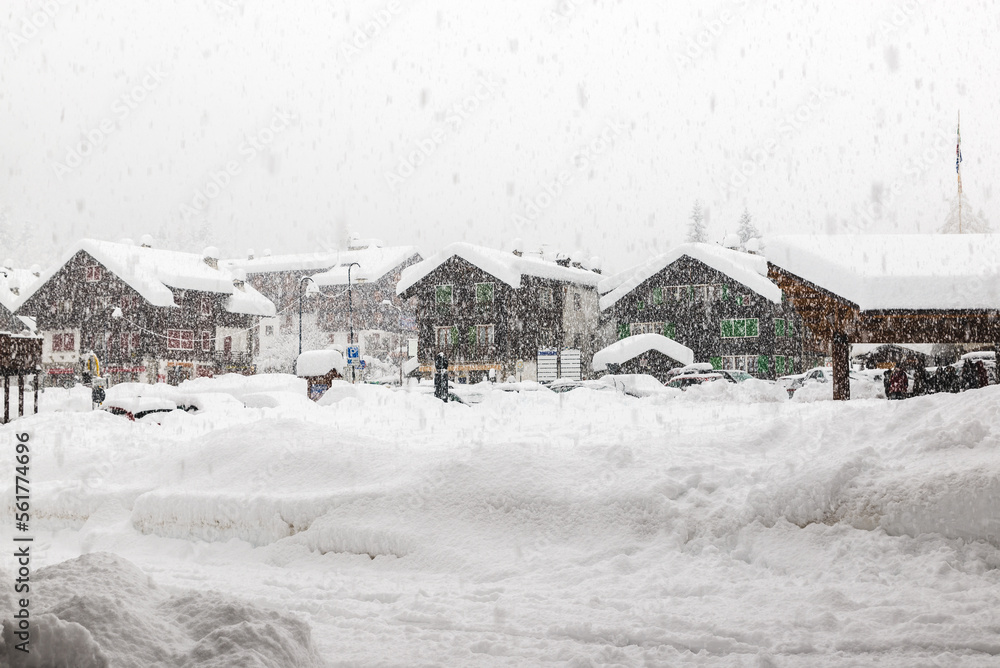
[736, 208, 760, 245]
[686, 200, 707, 243]
[939, 193, 992, 234]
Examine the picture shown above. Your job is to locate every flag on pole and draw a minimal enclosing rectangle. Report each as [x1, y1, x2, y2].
[956, 120, 963, 173]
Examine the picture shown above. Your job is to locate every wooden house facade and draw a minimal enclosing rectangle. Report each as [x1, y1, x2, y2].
[15, 240, 275, 386]
[0, 304, 42, 422]
[397, 243, 602, 383]
[599, 244, 803, 379]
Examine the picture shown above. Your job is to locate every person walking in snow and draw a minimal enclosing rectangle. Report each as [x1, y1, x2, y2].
[945, 365, 961, 393]
[975, 360, 989, 388]
[912, 365, 927, 396]
[960, 360, 977, 391]
[434, 352, 449, 402]
[887, 366, 908, 400]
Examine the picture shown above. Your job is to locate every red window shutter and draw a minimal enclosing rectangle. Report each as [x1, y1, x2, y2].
[167, 329, 180, 349]
[65, 333, 75, 350]
[181, 330, 194, 350]
[52, 334, 62, 352]
[131, 332, 140, 350]
[202, 331, 211, 350]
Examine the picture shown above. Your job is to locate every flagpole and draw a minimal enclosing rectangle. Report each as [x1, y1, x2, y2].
[957, 110, 963, 234]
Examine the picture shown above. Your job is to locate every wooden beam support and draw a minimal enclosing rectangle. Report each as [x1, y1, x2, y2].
[832, 332, 850, 401]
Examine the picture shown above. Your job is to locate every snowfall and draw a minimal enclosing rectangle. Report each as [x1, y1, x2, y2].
[2, 374, 999, 667]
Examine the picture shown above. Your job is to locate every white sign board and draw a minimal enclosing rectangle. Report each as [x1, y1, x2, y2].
[407, 338, 418, 357]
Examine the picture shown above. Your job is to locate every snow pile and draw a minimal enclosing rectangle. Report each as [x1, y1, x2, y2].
[792, 377, 884, 402]
[677, 377, 789, 403]
[295, 349, 346, 377]
[592, 333, 694, 369]
[0, 552, 323, 667]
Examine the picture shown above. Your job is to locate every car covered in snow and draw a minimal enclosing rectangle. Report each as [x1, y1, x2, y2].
[103, 396, 178, 422]
[665, 372, 727, 390]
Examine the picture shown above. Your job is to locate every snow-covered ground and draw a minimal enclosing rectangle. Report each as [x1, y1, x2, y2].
[3, 377, 1000, 666]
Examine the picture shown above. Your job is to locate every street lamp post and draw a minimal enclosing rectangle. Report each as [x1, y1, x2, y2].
[298, 276, 315, 356]
[347, 262, 361, 383]
[381, 298, 405, 386]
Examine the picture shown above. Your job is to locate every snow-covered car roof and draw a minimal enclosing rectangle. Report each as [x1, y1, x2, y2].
[16, 239, 275, 316]
[766, 234, 1000, 311]
[397, 242, 601, 295]
[598, 242, 782, 310]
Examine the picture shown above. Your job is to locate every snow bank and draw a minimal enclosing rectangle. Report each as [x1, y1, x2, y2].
[676, 377, 788, 403]
[0, 553, 323, 667]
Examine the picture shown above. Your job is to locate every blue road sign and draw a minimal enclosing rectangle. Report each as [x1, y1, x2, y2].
[346, 345, 360, 365]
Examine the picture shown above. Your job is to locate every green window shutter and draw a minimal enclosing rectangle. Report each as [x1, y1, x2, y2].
[665, 323, 676, 339]
[436, 285, 452, 304]
[776, 356, 785, 375]
[775, 319, 785, 337]
[449, 326, 459, 345]
[617, 323, 630, 340]
[787, 321, 794, 337]
[653, 287, 663, 305]
[722, 284, 729, 301]
[687, 286, 694, 300]
[721, 319, 733, 338]
[746, 319, 759, 337]
[467, 326, 476, 346]
[733, 319, 747, 337]
[475, 283, 493, 304]
[710, 356, 722, 370]
[637, 300, 645, 311]
[757, 355, 770, 377]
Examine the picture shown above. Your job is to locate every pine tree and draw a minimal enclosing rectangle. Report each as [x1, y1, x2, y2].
[736, 208, 760, 245]
[939, 193, 992, 234]
[686, 200, 707, 243]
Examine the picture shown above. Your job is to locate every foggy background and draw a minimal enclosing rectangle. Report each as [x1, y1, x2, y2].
[2, 0, 996, 272]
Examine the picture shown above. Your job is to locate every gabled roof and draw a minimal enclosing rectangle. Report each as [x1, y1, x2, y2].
[0, 303, 29, 335]
[592, 334, 694, 370]
[15, 240, 275, 317]
[396, 242, 601, 295]
[765, 234, 1000, 311]
[0, 267, 39, 312]
[598, 243, 781, 311]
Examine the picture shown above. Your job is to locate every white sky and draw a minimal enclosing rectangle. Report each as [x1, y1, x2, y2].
[1, 0, 997, 273]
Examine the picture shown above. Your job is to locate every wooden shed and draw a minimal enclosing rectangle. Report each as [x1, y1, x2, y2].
[0, 305, 42, 423]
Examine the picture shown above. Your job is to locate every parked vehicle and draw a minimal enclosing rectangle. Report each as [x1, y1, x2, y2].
[103, 396, 178, 422]
[666, 373, 727, 390]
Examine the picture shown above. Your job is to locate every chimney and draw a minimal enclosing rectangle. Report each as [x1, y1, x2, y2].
[511, 237, 524, 257]
[590, 256, 603, 275]
[232, 268, 246, 291]
[247, 248, 255, 260]
[140, 234, 155, 248]
[202, 246, 220, 270]
[8, 277, 19, 296]
[30, 264, 41, 278]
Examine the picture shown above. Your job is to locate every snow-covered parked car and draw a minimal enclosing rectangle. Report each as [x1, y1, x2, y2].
[666, 372, 727, 390]
[103, 396, 178, 422]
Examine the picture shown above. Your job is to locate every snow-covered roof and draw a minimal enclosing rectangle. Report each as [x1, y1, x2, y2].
[592, 333, 694, 371]
[0, 267, 39, 311]
[296, 349, 346, 377]
[598, 243, 781, 311]
[15, 240, 275, 317]
[397, 243, 601, 295]
[311, 246, 419, 286]
[223, 252, 342, 274]
[401, 357, 420, 375]
[765, 234, 1000, 311]
[850, 343, 936, 358]
[0, 303, 29, 334]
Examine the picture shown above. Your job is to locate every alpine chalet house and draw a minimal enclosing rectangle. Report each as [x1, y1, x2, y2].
[15, 239, 275, 385]
[223, 239, 421, 373]
[397, 242, 602, 383]
[598, 242, 803, 379]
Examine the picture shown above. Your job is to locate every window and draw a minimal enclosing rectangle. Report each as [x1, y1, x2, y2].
[435, 326, 452, 347]
[663, 322, 676, 339]
[664, 286, 685, 301]
[775, 319, 786, 337]
[85, 265, 101, 282]
[720, 318, 760, 338]
[167, 329, 195, 350]
[475, 283, 494, 304]
[539, 288, 553, 308]
[60, 300, 72, 314]
[617, 323, 630, 340]
[652, 287, 663, 305]
[264, 325, 274, 336]
[120, 332, 141, 354]
[476, 324, 495, 347]
[201, 331, 212, 351]
[574, 293, 582, 311]
[709, 356, 722, 370]
[776, 355, 786, 375]
[450, 326, 459, 345]
[631, 322, 665, 336]
[51, 332, 75, 352]
[757, 355, 771, 376]
[201, 297, 211, 316]
[435, 285, 453, 304]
